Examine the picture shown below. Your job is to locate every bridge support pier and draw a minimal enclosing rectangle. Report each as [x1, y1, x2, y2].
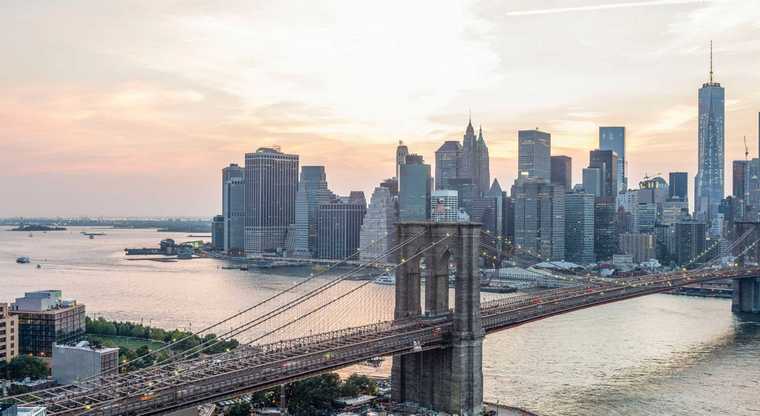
[733, 277, 760, 313]
[392, 222, 484, 416]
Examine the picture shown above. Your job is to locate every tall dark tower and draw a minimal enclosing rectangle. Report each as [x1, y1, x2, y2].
[477, 126, 491, 194]
[695, 41, 725, 231]
[244, 147, 299, 254]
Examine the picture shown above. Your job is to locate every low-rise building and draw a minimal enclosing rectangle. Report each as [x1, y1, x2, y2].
[52, 341, 119, 385]
[0, 303, 19, 363]
[11, 290, 85, 357]
[1, 404, 47, 416]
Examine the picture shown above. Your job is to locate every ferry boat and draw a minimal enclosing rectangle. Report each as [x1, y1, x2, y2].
[16, 256, 31, 264]
[373, 272, 396, 286]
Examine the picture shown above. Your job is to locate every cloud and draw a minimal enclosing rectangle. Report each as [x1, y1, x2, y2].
[641, 104, 696, 134]
[505, 0, 704, 16]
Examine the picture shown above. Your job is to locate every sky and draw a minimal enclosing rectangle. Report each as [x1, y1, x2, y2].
[1, 0, 759, 217]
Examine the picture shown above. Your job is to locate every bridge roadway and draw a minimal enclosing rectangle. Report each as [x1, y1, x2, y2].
[12, 266, 760, 415]
[245, 254, 394, 269]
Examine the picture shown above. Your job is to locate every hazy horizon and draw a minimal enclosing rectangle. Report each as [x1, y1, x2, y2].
[2, 0, 760, 217]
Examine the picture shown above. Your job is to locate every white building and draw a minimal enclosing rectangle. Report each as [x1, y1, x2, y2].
[359, 186, 398, 262]
[431, 190, 459, 223]
[52, 341, 119, 385]
[0, 303, 18, 363]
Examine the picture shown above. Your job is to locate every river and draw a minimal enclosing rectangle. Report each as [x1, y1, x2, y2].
[1, 227, 758, 415]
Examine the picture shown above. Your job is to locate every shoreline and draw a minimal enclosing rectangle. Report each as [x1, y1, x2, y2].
[485, 401, 540, 416]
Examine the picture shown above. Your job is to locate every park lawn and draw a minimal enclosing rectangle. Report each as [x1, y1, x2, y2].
[86, 334, 166, 350]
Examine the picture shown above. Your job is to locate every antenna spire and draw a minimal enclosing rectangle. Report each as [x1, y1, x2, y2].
[709, 40, 713, 83]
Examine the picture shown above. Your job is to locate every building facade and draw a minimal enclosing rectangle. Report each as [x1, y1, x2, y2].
[619, 233, 656, 263]
[518, 129, 551, 182]
[733, 160, 748, 200]
[222, 164, 245, 254]
[550, 155, 572, 191]
[694, 47, 725, 228]
[434, 141, 462, 191]
[582, 167, 602, 197]
[564, 191, 595, 264]
[395, 141, 409, 181]
[0, 303, 18, 363]
[431, 190, 459, 223]
[293, 166, 333, 257]
[211, 215, 224, 251]
[513, 179, 565, 260]
[434, 119, 490, 198]
[52, 341, 118, 385]
[675, 220, 707, 266]
[668, 172, 688, 202]
[589, 149, 618, 198]
[11, 291, 86, 357]
[315, 199, 366, 259]
[244, 147, 299, 254]
[594, 196, 618, 261]
[399, 154, 431, 221]
[359, 186, 398, 262]
[599, 126, 626, 193]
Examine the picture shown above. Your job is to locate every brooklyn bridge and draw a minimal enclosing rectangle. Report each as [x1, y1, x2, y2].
[7, 222, 760, 416]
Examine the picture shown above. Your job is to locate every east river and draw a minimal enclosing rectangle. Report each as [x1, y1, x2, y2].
[1, 227, 758, 415]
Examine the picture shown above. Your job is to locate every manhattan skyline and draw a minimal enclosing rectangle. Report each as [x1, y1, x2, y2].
[2, 0, 760, 217]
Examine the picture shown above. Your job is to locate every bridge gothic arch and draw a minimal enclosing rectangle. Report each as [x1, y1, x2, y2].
[392, 221, 484, 416]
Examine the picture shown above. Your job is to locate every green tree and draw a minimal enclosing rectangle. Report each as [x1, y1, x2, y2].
[134, 345, 155, 368]
[340, 373, 378, 397]
[250, 388, 279, 408]
[225, 401, 252, 416]
[285, 373, 341, 416]
[6, 355, 48, 380]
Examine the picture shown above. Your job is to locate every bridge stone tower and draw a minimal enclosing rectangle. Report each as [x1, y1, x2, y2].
[391, 222, 484, 416]
[731, 222, 760, 314]
[733, 277, 760, 313]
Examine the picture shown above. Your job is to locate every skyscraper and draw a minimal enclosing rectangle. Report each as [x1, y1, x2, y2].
[315, 198, 366, 259]
[733, 161, 748, 200]
[222, 163, 245, 254]
[589, 149, 618, 198]
[434, 119, 490, 198]
[564, 190, 594, 264]
[695, 42, 725, 227]
[668, 172, 688, 201]
[582, 167, 602, 197]
[518, 129, 551, 182]
[512, 178, 565, 260]
[594, 196, 618, 261]
[293, 166, 333, 257]
[459, 119, 491, 195]
[211, 215, 224, 251]
[395, 141, 409, 181]
[599, 126, 626, 193]
[550, 155, 572, 191]
[399, 154, 431, 221]
[359, 186, 398, 262]
[244, 147, 299, 254]
[674, 220, 707, 266]
[434, 141, 462, 190]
